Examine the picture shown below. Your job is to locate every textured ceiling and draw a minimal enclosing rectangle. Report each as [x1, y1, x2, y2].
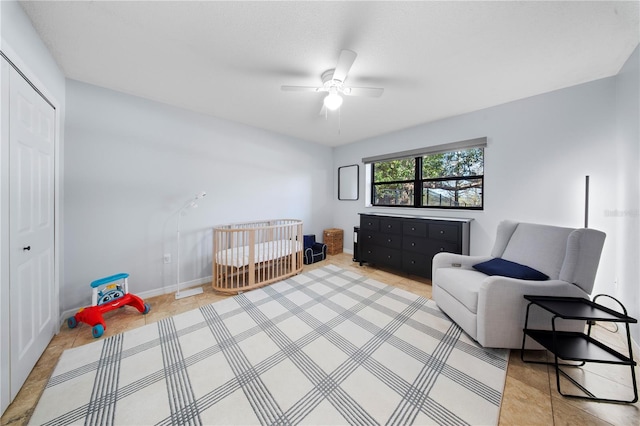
[19, 1, 640, 146]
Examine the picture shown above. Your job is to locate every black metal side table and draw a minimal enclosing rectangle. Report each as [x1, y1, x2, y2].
[521, 294, 638, 404]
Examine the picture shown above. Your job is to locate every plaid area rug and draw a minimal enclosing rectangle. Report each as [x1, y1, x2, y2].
[31, 265, 509, 425]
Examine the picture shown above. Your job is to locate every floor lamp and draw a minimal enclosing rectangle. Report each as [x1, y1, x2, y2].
[175, 191, 207, 300]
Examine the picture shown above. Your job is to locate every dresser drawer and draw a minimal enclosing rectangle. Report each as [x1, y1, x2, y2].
[403, 236, 430, 252]
[425, 239, 459, 256]
[403, 221, 428, 237]
[361, 216, 380, 231]
[361, 230, 402, 249]
[402, 252, 430, 277]
[380, 218, 402, 234]
[429, 223, 459, 242]
[363, 245, 403, 269]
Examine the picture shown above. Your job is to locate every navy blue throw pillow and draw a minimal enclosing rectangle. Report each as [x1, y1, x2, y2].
[472, 258, 549, 281]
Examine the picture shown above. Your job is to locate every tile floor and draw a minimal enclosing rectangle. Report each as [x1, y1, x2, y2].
[1, 253, 638, 425]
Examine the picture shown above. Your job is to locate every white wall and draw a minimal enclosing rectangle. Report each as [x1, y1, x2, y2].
[0, 1, 65, 101]
[333, 71, 636, 335]
[334, 76, 617, 251]
[63, 80, 333, 312]
[614, 45, 639, 345]
[0, 0, 66, 414]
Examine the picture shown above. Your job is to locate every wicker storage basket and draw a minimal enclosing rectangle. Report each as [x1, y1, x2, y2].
[323, 228, 344, 255]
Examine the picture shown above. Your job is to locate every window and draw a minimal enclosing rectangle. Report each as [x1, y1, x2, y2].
[367, 140, 485, 210]
[371, 158, 416, 206]
[421, 148, 484, 208]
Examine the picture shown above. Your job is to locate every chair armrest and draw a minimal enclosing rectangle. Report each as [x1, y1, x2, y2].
[432, 252, 493, 273]
[311, 242, 326, 251]
[477, 277, 587, 348]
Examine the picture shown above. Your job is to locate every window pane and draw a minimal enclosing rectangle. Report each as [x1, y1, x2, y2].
[374, 158, 416, 182]
[373, 183, 415, 206]
[422, 178, 482, 208]
[422, 148, 484, 179]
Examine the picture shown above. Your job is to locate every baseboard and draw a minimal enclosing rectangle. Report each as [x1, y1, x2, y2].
[58, 275, 213, 328]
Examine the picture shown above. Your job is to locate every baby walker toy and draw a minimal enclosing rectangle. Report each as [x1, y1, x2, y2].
[67, 273, 151, 338]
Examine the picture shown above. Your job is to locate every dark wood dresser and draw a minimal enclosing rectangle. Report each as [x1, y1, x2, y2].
[358, 213, 471, 278]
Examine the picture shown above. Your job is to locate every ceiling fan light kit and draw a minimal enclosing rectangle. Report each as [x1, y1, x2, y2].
[323, 90, 343, 111]
[281, 49, 384, 116]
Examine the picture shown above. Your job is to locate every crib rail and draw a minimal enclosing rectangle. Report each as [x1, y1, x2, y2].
[213, 219, 303, 294]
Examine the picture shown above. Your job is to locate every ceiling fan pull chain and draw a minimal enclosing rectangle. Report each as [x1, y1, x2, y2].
[338, 107, 342, 135]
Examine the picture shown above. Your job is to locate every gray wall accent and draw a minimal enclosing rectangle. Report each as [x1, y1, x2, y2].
[63, 80, 333, 312]
[333, 54, 640, 341]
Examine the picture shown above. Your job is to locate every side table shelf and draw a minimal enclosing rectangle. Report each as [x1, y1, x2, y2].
[521, 294, 638, 404]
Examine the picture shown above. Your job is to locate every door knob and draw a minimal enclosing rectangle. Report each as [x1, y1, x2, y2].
[23, 246, 31, 251]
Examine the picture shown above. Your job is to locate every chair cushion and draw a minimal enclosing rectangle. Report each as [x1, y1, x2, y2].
[500, 223, 573, 279]
[303, 235, 317, 249]
[435, 268, 488, 314]
[473, 258, 549, 281]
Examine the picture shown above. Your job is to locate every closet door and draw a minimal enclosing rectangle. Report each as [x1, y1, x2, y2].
[8, 64, 56, 400]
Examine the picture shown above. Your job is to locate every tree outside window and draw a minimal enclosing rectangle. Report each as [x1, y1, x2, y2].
[372, 148, 483, 209]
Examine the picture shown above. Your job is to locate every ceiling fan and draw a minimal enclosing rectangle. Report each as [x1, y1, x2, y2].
[281, 49, 384, 114]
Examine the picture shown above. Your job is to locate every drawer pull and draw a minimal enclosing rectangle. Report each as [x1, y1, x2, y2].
[440, 230, 444, 234]
[440, 247, 445, 251]
[411, 260, 415, 264]
[388, 225, 392, 229]
[367, 235, 372, 239]
[411, 242, 415, 247]
[387, 255, 392, 259]
[411, 227, 415, 231]
[388, 238, 392, 243]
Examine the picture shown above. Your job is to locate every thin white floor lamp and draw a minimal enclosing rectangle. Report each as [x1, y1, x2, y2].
[175, 191, 207, 300]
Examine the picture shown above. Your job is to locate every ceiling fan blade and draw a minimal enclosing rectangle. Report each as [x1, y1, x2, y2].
[343, 87, 384, 97]
[332, 49, 357, 83]
[281, 86, 323, 92]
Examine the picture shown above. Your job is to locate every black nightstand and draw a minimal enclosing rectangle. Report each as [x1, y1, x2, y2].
[521, 294, 638, 404]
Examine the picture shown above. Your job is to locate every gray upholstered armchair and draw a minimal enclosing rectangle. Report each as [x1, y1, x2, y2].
[432, 220, 606, 349]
